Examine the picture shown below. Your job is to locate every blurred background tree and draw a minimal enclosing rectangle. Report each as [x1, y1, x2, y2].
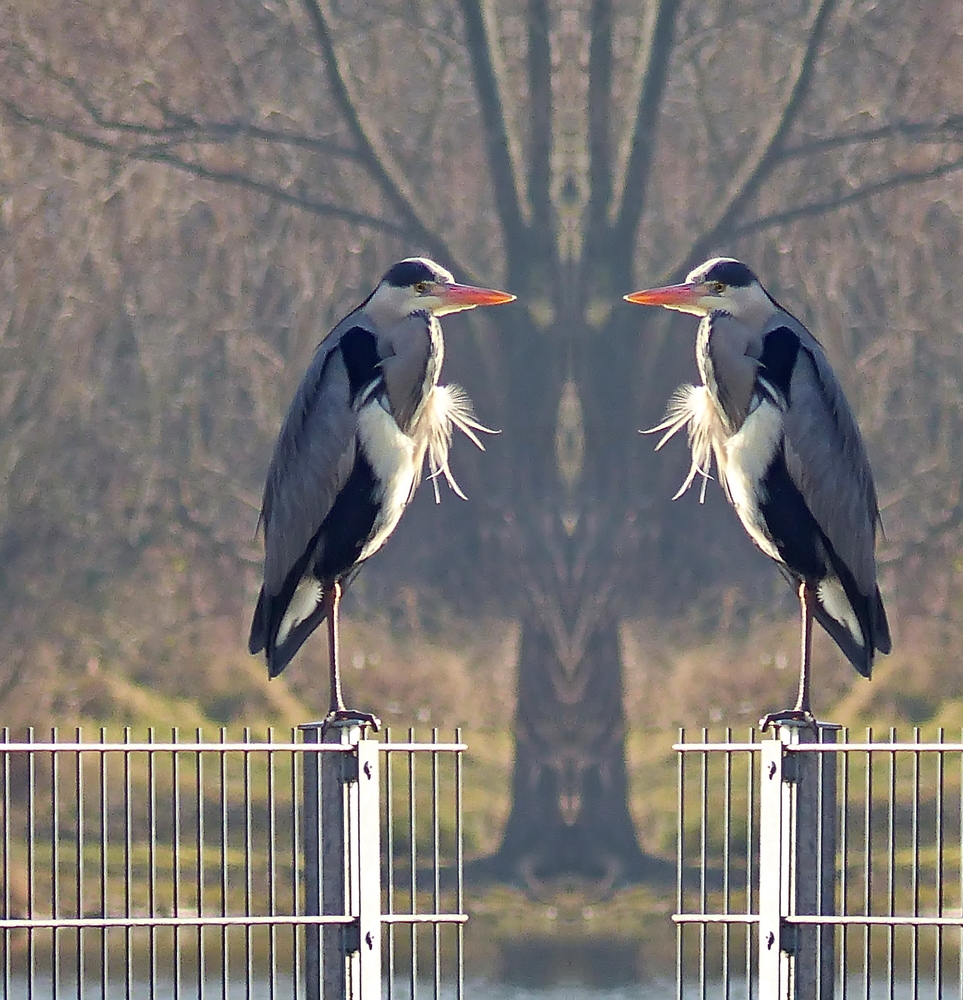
[2, 0, 963, 886]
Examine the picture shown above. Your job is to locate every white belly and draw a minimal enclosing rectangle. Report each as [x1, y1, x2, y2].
[722, 399, 784, 563]
[356, 399, 418, 561]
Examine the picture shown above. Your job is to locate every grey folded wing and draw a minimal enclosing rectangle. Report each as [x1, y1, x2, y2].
[782, 338, 880, 595]
[259, 344, 359, 595]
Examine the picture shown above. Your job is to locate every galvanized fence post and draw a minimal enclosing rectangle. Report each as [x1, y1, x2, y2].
[759, 736, 785, 996]
[321, 722, 355, 1000]
[301, 722, 382, 1000]
[355, 736, 382, 998]
[759, 723, 838, 1000]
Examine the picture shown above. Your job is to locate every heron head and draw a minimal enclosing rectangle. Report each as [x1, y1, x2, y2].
[624, 257, 771, 320]
[372, 257, 515, 319]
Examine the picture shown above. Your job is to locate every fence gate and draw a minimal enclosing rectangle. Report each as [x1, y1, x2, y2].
[676, 723, 963, 1000]
[0, 723, 466, 999]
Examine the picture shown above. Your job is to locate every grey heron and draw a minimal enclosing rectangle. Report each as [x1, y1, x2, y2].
[625, 257, 891, 728]
[249, 257, 515, 729]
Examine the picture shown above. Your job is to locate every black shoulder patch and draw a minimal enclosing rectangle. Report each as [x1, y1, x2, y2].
[759, 326, 800, 397]
[704, 259, 757, 287]
[339, 326, 381, 396]
[382, 259, 436, 288]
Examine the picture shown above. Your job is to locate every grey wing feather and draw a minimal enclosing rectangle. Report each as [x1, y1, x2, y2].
[781, 322, 880, 593]
[259, 333, 358, 595]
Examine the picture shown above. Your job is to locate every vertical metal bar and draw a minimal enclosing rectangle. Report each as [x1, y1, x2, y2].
[817, 725, 838, 1000]
[936, 729, 945, 999]
[957, 729, 963, 1000]
[887, 729, 896, 1000]
[219, 727, 229, 1000]
[99, 728, 108, 1000]
[148, 727, 157, 999]
[27, 726, 36, 1000]
[266, 727, 277, 1000]
[291, 728, 301, 1000]
[172, 727, 181, 1000]
[2, 728, 10, 1000]
[759, 736, 784, 999]
[722, 727, 732, 1000]
[912, 728, 921, 1000]
[839, 731, 849, 1000]
[676, 727, 685, 1000]
[357, 737, 382, 1000]
[196, 728, 205, 1000]
[409, 727, 417, 1000]
[747, 728, 756, 1000]
[51, 726, 60, 1000]
[431, 731, 440, 1000]
[243, 728, 253, 1000]
[699, 728, 708, 1000]
[385, 728, 395, 1000]
[455, 727, 464, 1000]
[300, 723, 322, 1000]
[863, 727, 873, 1000]
[123, 728, 132, 1000]
[75, 727, 84, 1000]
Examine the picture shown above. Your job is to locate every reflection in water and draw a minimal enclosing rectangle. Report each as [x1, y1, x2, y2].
[5, 975, 676, 999]
[496, 936, 645, 988]
[9, 976, 933, 999]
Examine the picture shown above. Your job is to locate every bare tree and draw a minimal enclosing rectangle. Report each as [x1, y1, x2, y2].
[2, 0, 963, 882]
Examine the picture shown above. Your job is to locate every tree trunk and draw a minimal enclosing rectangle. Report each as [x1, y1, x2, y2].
[485, 615, 646, 886]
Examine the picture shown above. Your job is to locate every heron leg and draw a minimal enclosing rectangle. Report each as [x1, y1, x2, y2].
[322, 582, 381, 733]
[325, 582, 346, 714]
[793, 581, 814, 715]
[760, 581, 818, 733]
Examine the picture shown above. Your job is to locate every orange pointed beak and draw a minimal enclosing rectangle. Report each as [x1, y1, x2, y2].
[436, 282, 516, 308]
[624, 282, 704, 307]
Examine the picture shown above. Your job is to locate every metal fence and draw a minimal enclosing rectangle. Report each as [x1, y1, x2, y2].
[0, 724, 465, 1000]
[676, 724, 963, 1000]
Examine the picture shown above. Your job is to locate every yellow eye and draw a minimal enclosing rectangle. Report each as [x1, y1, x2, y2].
[413, 281, 430, 294]
[710, 281, 726, 294]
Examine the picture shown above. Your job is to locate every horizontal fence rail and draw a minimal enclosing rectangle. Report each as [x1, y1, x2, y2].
[0, 726, 466, 1000]
[675, 726, 963, 1000]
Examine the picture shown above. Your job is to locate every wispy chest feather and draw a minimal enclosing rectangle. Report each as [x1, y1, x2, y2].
[645, 384, 726, 502]
[416, 385, 496, 501]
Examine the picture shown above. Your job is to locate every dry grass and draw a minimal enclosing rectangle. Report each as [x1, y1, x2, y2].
[622, 605, 963, 732]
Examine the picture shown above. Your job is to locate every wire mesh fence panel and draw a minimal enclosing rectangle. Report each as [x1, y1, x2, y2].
[675, 727, 963, 1000]
[0, 726, 466, 1000]
[675, 727, 760, 1000]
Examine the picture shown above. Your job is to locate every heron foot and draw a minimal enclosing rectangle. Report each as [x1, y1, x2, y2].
[321, 708, 382, 735]
[759, 708, 818, 733]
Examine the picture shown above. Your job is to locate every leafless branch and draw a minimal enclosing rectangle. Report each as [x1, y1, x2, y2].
[299, 0, 461, 267]
[732, 155, 963, 236]
[8, 43, 362, 160]
[3, 101, 409, 236]
[776, 115, 963, 161]
[586, 0, 614, 238]
[657, 0, 839, 282]
[526, 0, 553, 230]
[609, 0, 682, 246]
[455, 0, 531, 256]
